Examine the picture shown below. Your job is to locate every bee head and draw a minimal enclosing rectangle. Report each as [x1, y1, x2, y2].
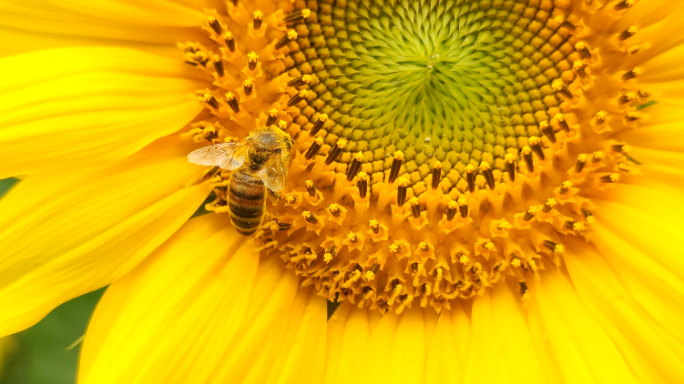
[247, 125, 294, 168]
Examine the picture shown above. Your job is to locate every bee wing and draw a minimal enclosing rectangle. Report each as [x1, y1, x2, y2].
[187, 141, 249, 170]
[258, 155, 289, 193]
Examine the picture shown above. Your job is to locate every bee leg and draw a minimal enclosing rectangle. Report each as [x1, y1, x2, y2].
[184, 166, 220, 188]
[267, 189, 280, 206]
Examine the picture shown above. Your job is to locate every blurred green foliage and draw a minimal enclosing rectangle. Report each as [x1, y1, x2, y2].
[0, 178, 17, 199]
[0, 179, 104, 384]
[1, 289, 105, 384]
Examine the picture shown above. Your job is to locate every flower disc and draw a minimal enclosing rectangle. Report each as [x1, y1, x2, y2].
[182, 0, 644, 313]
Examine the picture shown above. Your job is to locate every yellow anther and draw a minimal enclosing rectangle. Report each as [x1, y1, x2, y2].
[278, 120, 287, 129]
[302, 210, 317, 224]
[592, 151, 605, 163]
[627, 45, 641, 54]
[614, 0, 634, 10]
[253, 10, 263, 20]
[304, 180, 316, 197]
[247, 52, 259, 62]
[497, 220, 513, 231]
[625, 112, 642, 121]
[342, 270, 361, 288]
[388, 151, 404, 183]
[576, 154, 587, 172]
[484, 241, 495, 250]
[445, 200, 458, 221]
[573, 60, 587, 77]
[418, 242, 429, 251]
[511, 258, 521, 267]
[409, 197, 421, 218]
[323, 252, 333, 263]
[619, 26, 637, 41]
[388, 284, 403, 305]
[288, 89, 309, 106]
[601, 173, 620, 183]
[285, 194, 297, 204]
[504, 153, 515, 163]
[346, 232, 358, 243]
[464, 164, 476, 192]
[523, 206, 537, 221]
[287, 29, 298, 40]
[302, 9, 311, 18]
[389, 243, 401, 253]
[368, 219, 380, 234]
[575, 42, 592, 59]
[364, 270, 376, 281]
[559, 180, 573, 194]
[544, 240, 563, 253]
[596, 111, 608, 125]
[325, 138, 346, 165]
[622, 67, 642, 81]
[328, 203, 341, 217]
[459, 255, 469, 264]
[207, 16, 222, 34]
[357, 172, 369, 198]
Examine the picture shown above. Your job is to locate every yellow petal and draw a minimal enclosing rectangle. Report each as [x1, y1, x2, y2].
[326, 306, 437, 384]
[612, 1, 682, 34]
[618, 122, 684, 153]
[0, 47, 205, 178]
[623, 3, 684, 69]
[0, 0, 218, 56]
[79, 214, 327, 384]
[530, 270, 639, 384]
[462, 285, 545, 384]
[591, 182, 684, 345]
[488, 283, 546, 383]
[424, 301, 470, 384]
[324, 303, 381, 384]
[0, 139, 210, 336]
[593, 182, 684, 283]
[564, 240, 684, 383]
[55, 0, 218, 26]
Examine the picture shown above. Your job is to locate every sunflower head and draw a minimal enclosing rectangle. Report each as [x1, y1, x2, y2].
[181, 0, 647, 313]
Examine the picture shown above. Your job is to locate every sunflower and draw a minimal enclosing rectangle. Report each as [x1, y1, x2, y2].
[1, 0, 684, 382]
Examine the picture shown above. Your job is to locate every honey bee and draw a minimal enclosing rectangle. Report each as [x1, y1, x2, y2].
[188, 125, 294, 235]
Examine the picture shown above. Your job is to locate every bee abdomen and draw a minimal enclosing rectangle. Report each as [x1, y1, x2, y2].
[229, 171, 266, 236]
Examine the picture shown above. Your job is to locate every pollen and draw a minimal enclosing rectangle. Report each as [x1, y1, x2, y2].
[180, 0, 652, 313]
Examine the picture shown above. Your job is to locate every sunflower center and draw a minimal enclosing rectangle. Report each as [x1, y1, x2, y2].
[285, 0, 574, 191]
[181, 0, 643, 313]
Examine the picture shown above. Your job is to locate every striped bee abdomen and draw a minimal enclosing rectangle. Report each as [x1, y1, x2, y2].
[228, 170, 266, 236]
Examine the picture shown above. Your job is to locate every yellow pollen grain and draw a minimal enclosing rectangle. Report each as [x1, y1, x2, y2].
[247, 52, 258, 63]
